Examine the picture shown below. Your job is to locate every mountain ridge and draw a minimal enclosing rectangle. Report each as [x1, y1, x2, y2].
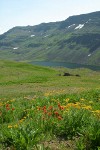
[0, 11, 100, 66]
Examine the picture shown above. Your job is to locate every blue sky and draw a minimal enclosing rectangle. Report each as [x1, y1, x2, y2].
[0, 0, 100, 34]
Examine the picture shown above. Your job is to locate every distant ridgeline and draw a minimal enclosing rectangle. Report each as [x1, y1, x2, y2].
[0, 11, 100, 66]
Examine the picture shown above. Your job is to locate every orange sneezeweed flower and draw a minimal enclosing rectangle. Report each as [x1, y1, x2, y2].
[54, 111, 59, 116]
[37, 107, 41, 110]
[12, 108, 15, 111]
[43, 109, 47, 114]
[57, 116, 62, 120]
[6, 104, 10, 107]
[60, 106, 65, 110]
[6, 107, 10, 111]
[48, 112, 52, 116]
[48, 106, 53, 110]
[42, 106, 46, 110]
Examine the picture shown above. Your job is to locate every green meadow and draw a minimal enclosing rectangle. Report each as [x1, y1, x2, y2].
[0, 60, 100, 150]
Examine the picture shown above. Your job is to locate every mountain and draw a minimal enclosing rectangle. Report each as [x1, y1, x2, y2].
[0, 11, 100, 66]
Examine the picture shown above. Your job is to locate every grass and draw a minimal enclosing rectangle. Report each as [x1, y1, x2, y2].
[0, 60, 100, 149]
[0, 60, 100, 98]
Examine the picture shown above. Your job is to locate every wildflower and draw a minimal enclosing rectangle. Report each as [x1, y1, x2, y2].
[89, 101, 93, 104]
[94, 110, 100, 114]
[13, 124, 18, 128]
[12, 108, 15, 111]
[58, 103, 61, 108]
[65, 98, 70, 103]
[19, 119, 24, 123]
[9, 99, 15, 102]
[48, 106, 53, 110]
[0, 102, 3, 107]
[43, 109, 47, 114]
[82, 105, 92, 110]
[60, 106, 65, 110]
[6, 107, 10, 111]
[23, 116, 26, 119]
[43, 106, 46, 110]
[57, 116, 62, 120]
[80, 98, 85, 101]
[8, 125, 12, 128]
[37, 106, 41, 110]
[48, 112, 52, 116]
[6, 104, 10, 108]
[54, 111, 59, 116]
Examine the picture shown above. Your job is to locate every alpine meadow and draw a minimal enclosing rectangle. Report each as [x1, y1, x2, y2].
[0, 11, 100, 150]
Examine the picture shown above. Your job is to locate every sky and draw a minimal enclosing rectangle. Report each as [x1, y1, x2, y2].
[0, 0, 100, 34]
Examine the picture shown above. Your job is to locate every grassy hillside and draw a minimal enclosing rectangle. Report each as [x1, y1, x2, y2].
[0, 60, 100, 98]
[0, 11, 100, 66]
[0, 60, 100, 150]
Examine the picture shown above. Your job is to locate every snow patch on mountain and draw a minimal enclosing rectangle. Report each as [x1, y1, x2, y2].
[13, 47, 19, 50]
[30, 35, 35, 37]
[68, 24, 75, 28]
[88, 54, 91, 57]
[86, 19, 92, 24]
[75, 24, 84, 30]
[44, 35, 49, 37]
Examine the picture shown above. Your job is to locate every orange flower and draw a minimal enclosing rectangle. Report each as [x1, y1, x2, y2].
[60, 106, 65, 110]
[54, 111, 59, 116]
[37, 107, 41, 110]
[42, 106, 46, 110]
[48, 112, 52, 116]
[48, 106, 53, 110]
[58, 103, 61, 108]
[12, 108, 15, 111]
[6, 107, 10, 110]
[43, 109, 47, 114]
[6, 104, 10, 108]
[57, 116, 62, 120]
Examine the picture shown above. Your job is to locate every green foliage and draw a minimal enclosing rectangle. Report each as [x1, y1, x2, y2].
[0, 89, 100, 149]
[0, 60, 100, 149]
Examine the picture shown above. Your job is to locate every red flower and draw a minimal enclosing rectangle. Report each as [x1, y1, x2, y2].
[12, 108, 15, 111]
[6, 107, 10, 111]
[43, 109, 47, 114]
[43, 106, 46, 110]
[60, 106, 65, 110]
[48, 112, 52, 116]
[38, 107, 41, 110]
[54, 111, 59, 116]
[6, 104, 10, 108]
[48, 106, 53, 110]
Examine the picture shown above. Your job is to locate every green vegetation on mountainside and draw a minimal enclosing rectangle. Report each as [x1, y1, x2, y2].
[0, 11, 100, 65]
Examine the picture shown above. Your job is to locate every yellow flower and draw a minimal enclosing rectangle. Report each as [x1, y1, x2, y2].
[9, 99, 15, 102]
[8, 125, 12, 128]
[94, 110, 100, 114]
[80, 98, 85, 101]
[82, 105, 92, 110]
[89, 101, 93, 104]
[23, 116, 26, 119]
[65, 98, 70, 103]
[19, 119, 24, 123]
[0, 102, 3, 107]
[13, 124, 18, 128]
